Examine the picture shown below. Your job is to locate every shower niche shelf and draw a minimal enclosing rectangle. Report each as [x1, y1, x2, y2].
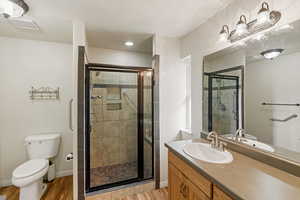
[29, 86, 60, 100]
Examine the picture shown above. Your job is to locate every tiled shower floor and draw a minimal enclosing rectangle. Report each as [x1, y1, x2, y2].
[90, 162, 138, 187]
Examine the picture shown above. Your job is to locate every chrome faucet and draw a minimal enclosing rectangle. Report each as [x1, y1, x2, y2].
[235, 128, 245, 141]
[207, 131, 227, 152]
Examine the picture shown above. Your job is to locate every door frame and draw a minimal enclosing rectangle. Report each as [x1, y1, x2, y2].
[85, 64, 154, 193]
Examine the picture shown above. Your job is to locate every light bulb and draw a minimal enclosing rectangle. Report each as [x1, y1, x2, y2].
[257, 2, 270, 24]
[219, 25, 229, 42]
[125, 41, 134, 46]
[236, 23, 247, 35]
[0, 0, 28, 18]
[257, 10, 270, 24]
[236, 15, 248, 36]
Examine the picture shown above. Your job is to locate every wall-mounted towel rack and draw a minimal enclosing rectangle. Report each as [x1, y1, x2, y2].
[262, 102, 300, 106]
[29, 87, 60, 100]
[270, 114, 298, 122]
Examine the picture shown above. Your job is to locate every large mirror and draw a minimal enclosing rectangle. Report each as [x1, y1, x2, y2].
[203, 19, 300, 164]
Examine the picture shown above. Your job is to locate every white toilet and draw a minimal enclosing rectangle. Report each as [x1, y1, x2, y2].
[12, 133, 61, 200]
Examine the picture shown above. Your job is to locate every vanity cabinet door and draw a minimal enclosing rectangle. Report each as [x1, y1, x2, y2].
[187, 179, 210, 200]
[169, 164, 188, 200]
[213, 185, 233, 200]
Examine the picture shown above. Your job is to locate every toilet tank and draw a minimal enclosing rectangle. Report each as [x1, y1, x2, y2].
[25, 133, 61, 159]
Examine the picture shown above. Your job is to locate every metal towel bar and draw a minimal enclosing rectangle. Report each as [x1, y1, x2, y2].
[270, 114, 298, 122]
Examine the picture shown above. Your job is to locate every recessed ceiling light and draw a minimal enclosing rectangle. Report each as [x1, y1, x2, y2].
[125, 41, 134, 47]
[0, 0, 29, 18]
[261, 48, 284, 60]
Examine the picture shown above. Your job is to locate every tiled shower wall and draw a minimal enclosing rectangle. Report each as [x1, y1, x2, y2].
[90, 72, 138, 169]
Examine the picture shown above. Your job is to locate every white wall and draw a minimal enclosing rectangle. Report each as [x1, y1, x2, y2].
[181, 0, 300, 137]
[245, 52, 300, 152]
[88, 47, 152, 67]
[154, 36, 186, 186]
[0, 37, 73, 186]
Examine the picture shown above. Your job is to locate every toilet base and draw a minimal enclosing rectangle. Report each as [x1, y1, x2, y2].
[19, 178, 47, 200]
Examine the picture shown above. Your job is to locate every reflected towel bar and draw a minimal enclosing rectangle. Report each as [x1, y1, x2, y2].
[262, 102, 300, 106]
[270, 114, 298, 122]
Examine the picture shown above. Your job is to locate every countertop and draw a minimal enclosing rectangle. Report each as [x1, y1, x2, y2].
[165, 139, 300, 200]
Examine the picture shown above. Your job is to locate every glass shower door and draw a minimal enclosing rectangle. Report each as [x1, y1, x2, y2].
[88, 70, 139, 189]
[143, 70, 153, 179]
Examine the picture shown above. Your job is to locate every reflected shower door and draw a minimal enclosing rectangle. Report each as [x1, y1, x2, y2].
[208, 75, 239, 135]
[88, 70, 139, 189]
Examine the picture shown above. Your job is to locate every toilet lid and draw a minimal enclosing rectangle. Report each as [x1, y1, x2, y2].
[13, 159, 48, 179]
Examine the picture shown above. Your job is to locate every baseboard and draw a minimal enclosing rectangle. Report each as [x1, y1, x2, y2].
[160, 180, 168, 188]
[0, 170, 73, 188]
[56, 169, 73, 178]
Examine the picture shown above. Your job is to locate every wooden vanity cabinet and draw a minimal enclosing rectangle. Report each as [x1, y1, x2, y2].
[168, 152, 233, 200]
[213, 186, 233, 200]
[169, 164, 188, 200]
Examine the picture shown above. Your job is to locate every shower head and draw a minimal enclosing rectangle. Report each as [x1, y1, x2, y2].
[91, 95, 103, 100]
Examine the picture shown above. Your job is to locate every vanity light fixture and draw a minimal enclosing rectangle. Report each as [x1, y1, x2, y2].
[223, 2, 281, 43]
[124, 41, 134, 47]
[236, 15, 248, 36]
[219, 25, 229, 42]
[261, 48, 284, 60]
[257, 2, 270, 24]
[0, 0, 29, 18]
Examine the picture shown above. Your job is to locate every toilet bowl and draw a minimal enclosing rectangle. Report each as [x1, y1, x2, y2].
[12, 133, 61, 200]
[12, 159, 49, 200]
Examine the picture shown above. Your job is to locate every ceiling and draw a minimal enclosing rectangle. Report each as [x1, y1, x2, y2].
[0, 0, 233, 52]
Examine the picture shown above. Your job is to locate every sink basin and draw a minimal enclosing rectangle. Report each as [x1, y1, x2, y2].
[242, 139, 275, 152]
[183, 143, 233, 164]
[226, 137, 275, 152]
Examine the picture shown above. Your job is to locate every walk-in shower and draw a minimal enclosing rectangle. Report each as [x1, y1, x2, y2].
[85, 65, 153, 192]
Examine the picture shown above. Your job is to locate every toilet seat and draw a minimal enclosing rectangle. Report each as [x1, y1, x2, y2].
[13, 159, 48, 179]
[12, 159, 49, 187]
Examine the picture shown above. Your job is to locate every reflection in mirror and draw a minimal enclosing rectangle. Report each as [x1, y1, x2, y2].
[203, 51, 245, 136]
[203, 19, 300, 164]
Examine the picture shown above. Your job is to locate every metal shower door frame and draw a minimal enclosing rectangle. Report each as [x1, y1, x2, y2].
[85, 64, 154, 193]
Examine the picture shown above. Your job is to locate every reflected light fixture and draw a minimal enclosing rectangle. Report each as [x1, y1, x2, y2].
[0, 0, 29, 18]
[219, 25, 229, 42]
[253, 33, 266, 41]
[236, 15, 248, 36]
[257, 2, 270, 24]
[261, 48, 284, 60]
[124, 41, 134, 47]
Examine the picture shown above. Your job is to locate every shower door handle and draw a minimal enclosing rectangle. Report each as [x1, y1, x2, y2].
[69, 98, 74, 131]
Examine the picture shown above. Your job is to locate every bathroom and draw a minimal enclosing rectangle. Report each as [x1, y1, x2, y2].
[1, 0, 300, 200]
